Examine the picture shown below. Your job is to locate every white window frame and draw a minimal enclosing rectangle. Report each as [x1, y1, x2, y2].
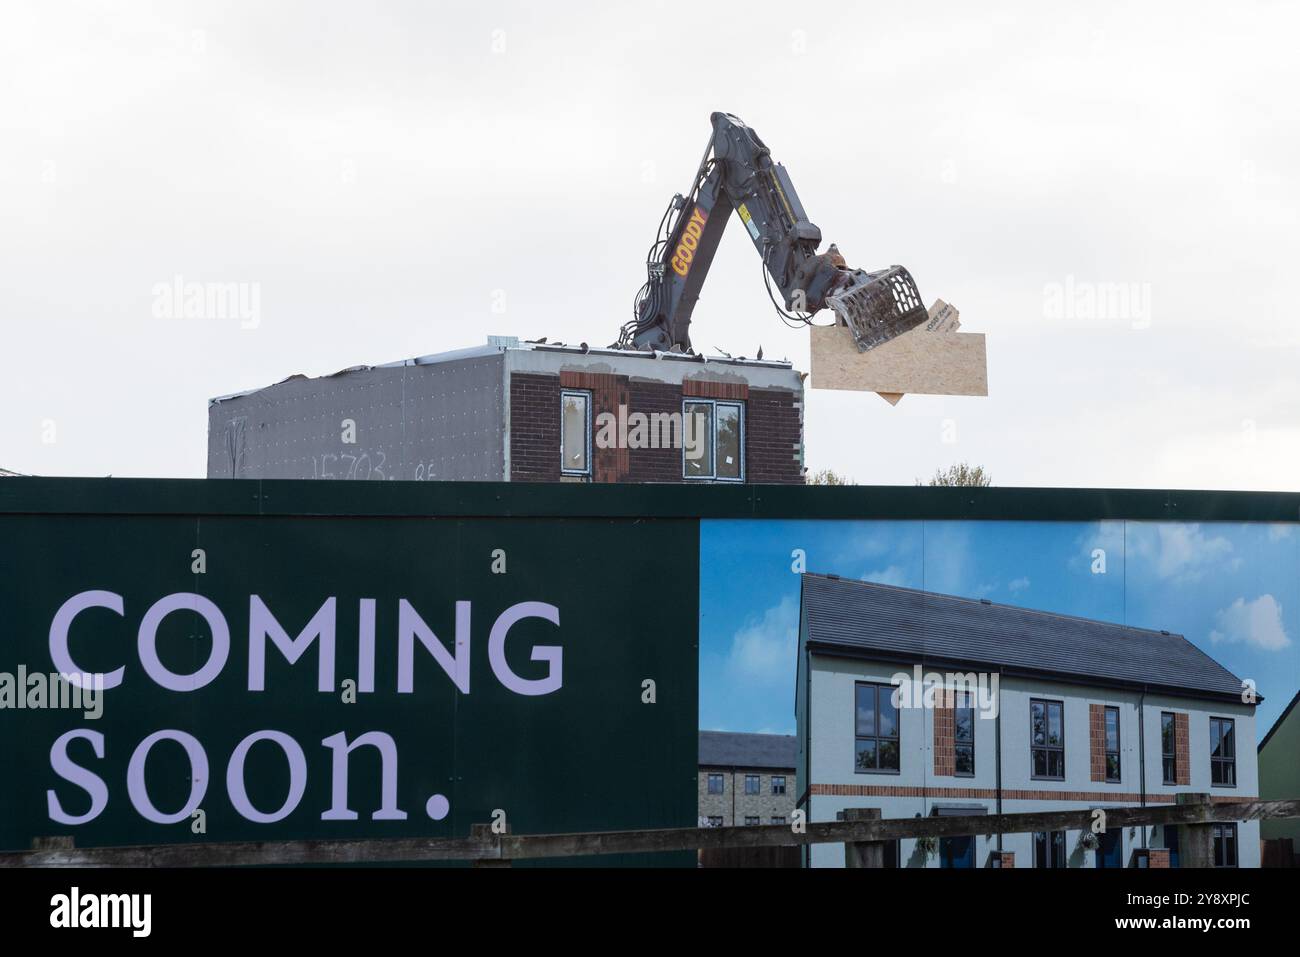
[560, 389, 592, 477]
[681, 398, 745, 482]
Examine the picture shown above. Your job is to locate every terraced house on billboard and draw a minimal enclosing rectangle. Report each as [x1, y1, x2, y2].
[795, 575, 1260, 868]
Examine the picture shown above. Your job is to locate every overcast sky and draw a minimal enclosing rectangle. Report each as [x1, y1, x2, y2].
[3, 1, 1298, 487]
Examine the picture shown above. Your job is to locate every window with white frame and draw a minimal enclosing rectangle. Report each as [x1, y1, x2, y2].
[560, 390, 591, 476]
[682, 399, 743, 481]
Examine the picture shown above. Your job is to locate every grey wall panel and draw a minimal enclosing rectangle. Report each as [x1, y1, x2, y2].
[207, 355, 505, 480]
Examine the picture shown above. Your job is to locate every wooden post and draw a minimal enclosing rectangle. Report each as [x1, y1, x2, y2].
[843, 808, 884, 868]
[1176, 793, 1214, 868]
[470, 822, 512, 868]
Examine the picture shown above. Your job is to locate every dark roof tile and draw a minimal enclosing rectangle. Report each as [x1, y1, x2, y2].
[801, 574, 1246, 700]
[699, 731, 796, 769]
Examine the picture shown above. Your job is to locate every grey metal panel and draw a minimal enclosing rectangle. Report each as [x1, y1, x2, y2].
[698, 731, 797, 769]
[206, 355, 505, 481]
[801, 574, 1246, 699]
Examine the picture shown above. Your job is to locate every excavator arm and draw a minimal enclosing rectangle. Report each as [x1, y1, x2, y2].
[619, 112, 927, 355]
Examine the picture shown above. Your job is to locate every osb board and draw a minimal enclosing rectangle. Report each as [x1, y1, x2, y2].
[810, 323, 988, 397]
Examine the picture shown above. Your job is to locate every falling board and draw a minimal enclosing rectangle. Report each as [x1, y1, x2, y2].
[810, 300, 987, 403]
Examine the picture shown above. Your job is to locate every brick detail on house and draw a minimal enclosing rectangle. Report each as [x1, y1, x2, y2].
[626, 379, 690, 484]
[1174, 712, 1190, 785]
[558, 371, 617, 391]
[1147, 848, 1170, 868]
[510, 372, 803, 484]
[509, 372, 561, 482]
[1089, 703, 1108, 783]
[745, 387, 803, 484]
[933, 688, 955, 776]
[988, 851, 1014, 868]
[565, 372, 631, 483]
[682, 378, 749, 400]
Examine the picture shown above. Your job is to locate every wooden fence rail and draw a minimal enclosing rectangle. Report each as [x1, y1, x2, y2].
[3, 796, 1297, 868]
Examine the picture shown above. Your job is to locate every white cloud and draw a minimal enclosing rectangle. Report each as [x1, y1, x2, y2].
[1132, 523, 1235, 582]
[1008, 577, 1030, 593]
[1209, 594, 1292, 651]
[724, 596, 799, 686]
[861, 565, 909, 587]
[1267, 524, 1295, 542]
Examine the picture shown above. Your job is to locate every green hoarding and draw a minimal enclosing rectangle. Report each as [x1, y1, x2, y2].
[0, 497, 698, 858]
[4, 477, 1300, 864]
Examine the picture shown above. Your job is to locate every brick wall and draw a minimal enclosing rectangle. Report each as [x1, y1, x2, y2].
[933, 688, 955, 776]
[746, 387, 803, 484]
[626, 379, 687, 484]
[509, 370, 804, 484]
[698, 768, 797, 826]
[1174, 712, 1190, 785]
[1089, 703, 1108, 783]
[509, 373, 561, 482]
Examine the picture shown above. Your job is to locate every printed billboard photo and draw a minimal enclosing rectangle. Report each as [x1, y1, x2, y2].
[700, 519, 1300, 868]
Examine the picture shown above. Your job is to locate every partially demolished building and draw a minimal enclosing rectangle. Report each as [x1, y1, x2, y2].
[208, 337, 805, 484]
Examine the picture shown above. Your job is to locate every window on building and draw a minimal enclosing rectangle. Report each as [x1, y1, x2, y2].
[1164, 825, 1180, 868]
[771, 815, 786, 825]
[1104, 705, 1121, 782]
[1030, 699, 1065, 779]
[560, 390, 591, 476]
[940, 835, 975, 869]
[744, 816, 760, 826]
[744, 774, 760, 795]
[771, 775, 786, 795]
[707, 772, 724, 795]
[1210, 717, 1236, 786]
[682, 399, 744, 482]
[954, 690, 975, 777]
[1213, 823, 1238, 867]
[883, 840, 900, 868]
[1096, 829, 1123, 869]
[855, 682, 900, 773]
[1161, 712, 1178, 785]
[1034, 830, 1067, 868]
[707, 816, 723, 828]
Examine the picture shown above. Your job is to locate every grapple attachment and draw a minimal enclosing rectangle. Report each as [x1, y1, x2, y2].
[826, 265, 927, 353]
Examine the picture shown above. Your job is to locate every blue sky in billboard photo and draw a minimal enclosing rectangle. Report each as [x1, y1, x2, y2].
[699, 519, 1300, 735]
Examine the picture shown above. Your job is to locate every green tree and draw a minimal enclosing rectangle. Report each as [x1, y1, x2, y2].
[918, 463, 992, 487]
[808, 468, 853, 486]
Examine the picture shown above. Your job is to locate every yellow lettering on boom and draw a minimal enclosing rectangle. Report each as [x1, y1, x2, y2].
[670, 206, 709, 277]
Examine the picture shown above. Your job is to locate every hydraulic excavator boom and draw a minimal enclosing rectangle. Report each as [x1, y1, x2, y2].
[618, 112, 927, 355]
